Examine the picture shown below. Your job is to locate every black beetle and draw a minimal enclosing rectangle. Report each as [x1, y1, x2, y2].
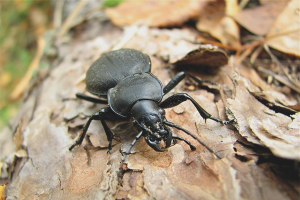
[69, 48, 233, 160]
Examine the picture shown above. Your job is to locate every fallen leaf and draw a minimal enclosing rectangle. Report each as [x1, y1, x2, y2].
[227, 77, 300, 160]
[288, 113, 300, 129]
[266, 0, 300, 56]
[196, 0, 240, 47]
[174, 45, 229, 73]
[105, 0, 206, 27]
[248, 116, 300, 161]
[234, 0, 289, 35]
[225, 0, 240, 17]
[250, 90, 298, 116]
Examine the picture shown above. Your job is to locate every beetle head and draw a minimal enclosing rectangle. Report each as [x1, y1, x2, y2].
[131, 100, 172, 151]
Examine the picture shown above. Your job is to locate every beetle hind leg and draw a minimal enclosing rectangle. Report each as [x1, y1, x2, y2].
[76, 93, 108, 104]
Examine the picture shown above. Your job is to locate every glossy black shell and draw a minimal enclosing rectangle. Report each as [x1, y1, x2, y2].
[86, 49, 151, 96]
[108, 73, 163, 117]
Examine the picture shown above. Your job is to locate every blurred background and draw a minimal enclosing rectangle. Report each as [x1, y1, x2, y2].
[0, 1, 53, 129]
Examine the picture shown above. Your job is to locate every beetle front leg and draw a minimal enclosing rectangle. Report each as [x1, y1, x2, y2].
[122, 131, 143, 161]
[160, 93, 233, 125]
[69, 107, 115, 152]
[172, 136, 196, 150]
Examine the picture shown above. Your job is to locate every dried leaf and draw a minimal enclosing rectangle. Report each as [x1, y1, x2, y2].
[196, 0, 240, 47]
[250, 90, 298, 115]
[225, 0, 240, 17]
[173, 45, 229, 71]
[227, 77, 300, 160]
[266, 0, 300, 56]
[248, 116, 300, 160]
[288, 113, 300, 129]
[234, 1, 289, 35]
[105, 0, 206, 27]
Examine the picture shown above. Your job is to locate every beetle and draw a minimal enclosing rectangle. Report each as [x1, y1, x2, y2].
[69, 48, 233, 160]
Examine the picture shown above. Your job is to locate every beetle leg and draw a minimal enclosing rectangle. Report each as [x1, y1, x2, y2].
[164, 125, 173, 148]
[76, 93, 108, 104]
[69, 107, 116, 153]
[122, 131, 143, 161]
[160, 93, 234, 125]
[172, 136, 196, 150]
[163, 72, 186, 95]
[164, 121, 221, 159]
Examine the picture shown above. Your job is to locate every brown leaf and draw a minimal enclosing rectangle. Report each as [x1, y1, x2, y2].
[196, 0, 240, 47]
[266, 0, 300, 56]
[288, 113, 300, 129]
[248, 116, 300, 160]
[250, 90, 298, 115]
[227, 77, 300, 160]
[174, 45, 229, 72]
[234, 0, 289, 35]
[105, 0, 206, 27]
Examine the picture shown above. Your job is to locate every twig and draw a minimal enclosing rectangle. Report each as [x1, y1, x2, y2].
[53, 0, 65, 29]
[257, 67, 300, 94]
[263, 44, 300, 88]
[56, 0, 88, 37]
[10, 36, 46, 100]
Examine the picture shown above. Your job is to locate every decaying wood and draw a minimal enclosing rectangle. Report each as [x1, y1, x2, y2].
[0, 14, 299, 200]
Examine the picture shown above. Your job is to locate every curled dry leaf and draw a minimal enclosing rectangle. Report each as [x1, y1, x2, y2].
[248, 116, 300, 161]
[105, 0, 206, 27]
[173, 45, 228, 73]
[266, 0, 300, 56]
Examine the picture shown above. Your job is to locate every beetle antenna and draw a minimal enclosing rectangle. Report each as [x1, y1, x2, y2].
[163, 121, 221, 159]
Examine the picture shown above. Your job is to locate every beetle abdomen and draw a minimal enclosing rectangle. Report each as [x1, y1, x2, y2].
[86, 49, 151, 96]
[108, 73, 163, 117]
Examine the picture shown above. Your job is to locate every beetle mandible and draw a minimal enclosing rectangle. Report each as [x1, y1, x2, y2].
[69, 48, 233, 160]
